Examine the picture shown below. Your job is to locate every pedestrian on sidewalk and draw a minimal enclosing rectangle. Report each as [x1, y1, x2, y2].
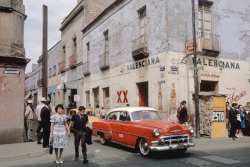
[236, 105, 245, 137]
[69, 106, 89, 164]
[179, 101, 188, 124]
[35, 97, 47, 144]
[229, 103, 238, 140]
[39, 100, 51, 148]
[25, 100, 34, 142]
[100, 107, 106, 119]
[95, 105, 101, 118]
[245, 106, 250, 136]
[50, 104, 70, 164]
[226, 102, 231, 130]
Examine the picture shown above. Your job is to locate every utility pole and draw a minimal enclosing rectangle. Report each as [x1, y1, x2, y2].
[192, 0, 200, 138]
[42, 5, 48, 98]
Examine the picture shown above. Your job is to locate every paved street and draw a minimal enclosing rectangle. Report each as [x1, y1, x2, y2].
[1, 135, 250, 167]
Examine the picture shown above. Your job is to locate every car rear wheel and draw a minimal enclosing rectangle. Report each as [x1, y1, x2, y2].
[98, 133, 106, 145]
[139, 138, 150, 156]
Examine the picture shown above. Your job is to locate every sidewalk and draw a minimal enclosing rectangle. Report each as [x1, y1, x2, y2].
[0, 135, 250, 162]
[0, 142, 49, 162]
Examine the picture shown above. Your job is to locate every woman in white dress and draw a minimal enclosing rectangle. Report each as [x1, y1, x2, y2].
[50, 104, 70, 164]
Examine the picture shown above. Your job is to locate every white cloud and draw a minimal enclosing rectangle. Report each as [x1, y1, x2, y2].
[23, 0, 77, 73]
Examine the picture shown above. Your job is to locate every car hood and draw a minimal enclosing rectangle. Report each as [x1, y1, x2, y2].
[134, 120, 188, 135]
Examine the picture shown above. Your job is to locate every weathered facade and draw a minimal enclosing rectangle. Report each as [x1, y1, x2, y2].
[47, 41, 61, 112]
[25, 64, 39, 108]
[81, 0, 250, 122]
[0, 0, 29, 144]
[58, 0, 115, 113]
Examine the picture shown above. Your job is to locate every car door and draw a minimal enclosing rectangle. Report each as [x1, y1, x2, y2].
[117, 111, 136, 146]
[107, 111, 119, 142]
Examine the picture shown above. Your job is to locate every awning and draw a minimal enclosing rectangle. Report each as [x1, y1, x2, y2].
[24, 92, 32, 101]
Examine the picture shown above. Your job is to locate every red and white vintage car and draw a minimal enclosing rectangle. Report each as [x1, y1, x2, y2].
[92, 107, 195, 155]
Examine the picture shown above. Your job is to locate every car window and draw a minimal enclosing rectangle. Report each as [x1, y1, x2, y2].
[131, 110, 161, 121]
[119, 111, 131, 122]
[108, 112, 118, 121]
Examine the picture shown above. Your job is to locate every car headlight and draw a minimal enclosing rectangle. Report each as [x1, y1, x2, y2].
[189, 126, 194, 134]
[153, 129, 160, 137]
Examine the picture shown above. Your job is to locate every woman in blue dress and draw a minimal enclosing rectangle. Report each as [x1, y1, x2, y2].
[237, 105, 245, 137]
[50, 104, 70, 164]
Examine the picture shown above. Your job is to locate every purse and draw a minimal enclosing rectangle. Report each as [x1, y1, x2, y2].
[237, 114, 241, 122]
[49, 141, 53, 154]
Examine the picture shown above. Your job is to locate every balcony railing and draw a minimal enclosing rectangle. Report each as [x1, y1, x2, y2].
[37, 79, 42, 87]
[59, 60, 66, 72]
[69, 54, 77, 67]
[198, 33, 220, 57]
[131, 35, 149, 61]
[99, 51, 110, 71]
[83, 61, 90, 76]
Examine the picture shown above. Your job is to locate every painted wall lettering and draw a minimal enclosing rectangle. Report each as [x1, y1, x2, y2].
[117, 90, 128, 103]
[226, 91, 247, 104]
[201, 73, 220, 78]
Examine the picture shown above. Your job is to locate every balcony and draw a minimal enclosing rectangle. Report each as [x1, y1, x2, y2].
[99, 51, 110, 71]
[59, 60, 66, 72]
[37, 79, 42, 87]
[83, 62, 90, 76]
[69, 54, 77, 68]
[131, 35, 149, 61]
[199, 33, 220, 57]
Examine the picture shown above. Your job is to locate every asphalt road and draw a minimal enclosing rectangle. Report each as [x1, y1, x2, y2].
[1, 135, 250, 167]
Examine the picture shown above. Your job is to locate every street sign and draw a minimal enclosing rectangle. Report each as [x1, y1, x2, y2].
[158, 80, 165, 84]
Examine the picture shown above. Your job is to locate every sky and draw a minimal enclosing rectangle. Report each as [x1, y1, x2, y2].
[23, 0, 77, 74]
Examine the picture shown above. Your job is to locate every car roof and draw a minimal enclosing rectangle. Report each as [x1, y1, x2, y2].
[108, 107, 157, 114]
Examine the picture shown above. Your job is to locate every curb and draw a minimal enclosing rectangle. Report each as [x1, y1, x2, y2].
[0, 148, 49, 162]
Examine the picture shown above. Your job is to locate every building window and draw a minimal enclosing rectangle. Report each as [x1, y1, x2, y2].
[73, 37, 77, 56]
[104, 30, 109, 55]
[198, 1, 212, 39]
[53, 65, 56, 76]
[49, 68, 52, 77]
[86, 42, 90, 62]
[86, 90, 90, 108]
[103, 87, 110, 109]
[138, 6, 146, 44]
[63, 45, 66, 60]
[200, 80, 218, 93]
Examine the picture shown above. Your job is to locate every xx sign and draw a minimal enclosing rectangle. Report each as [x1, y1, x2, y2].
[117, 90, 128, 103]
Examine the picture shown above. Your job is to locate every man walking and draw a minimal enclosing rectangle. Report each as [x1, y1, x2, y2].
[69, 106, 89, 164]
[35, 97, 46, 144]
[179, 101, 188, 124]
[25, 100, 34, 142]
[229, 103, 238, 140]
[100, 107, 106, 119]
[40, 101, 51, 148]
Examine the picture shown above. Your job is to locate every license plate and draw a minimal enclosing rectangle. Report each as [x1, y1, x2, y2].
[178, 143, 185, 149]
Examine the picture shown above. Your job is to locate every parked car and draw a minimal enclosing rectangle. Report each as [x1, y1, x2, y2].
[92, 107, 195, 156]
[66, 108, 99, 124]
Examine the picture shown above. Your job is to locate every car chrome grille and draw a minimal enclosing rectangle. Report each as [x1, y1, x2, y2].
[160, 134, 190, 146]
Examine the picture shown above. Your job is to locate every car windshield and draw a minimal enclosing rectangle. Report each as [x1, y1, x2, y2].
[131, 110, 161, 121]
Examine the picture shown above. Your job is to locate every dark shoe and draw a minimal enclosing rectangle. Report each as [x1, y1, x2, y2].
[83, 159, 89, 164]
[74, 157, 78, 161]
[43, 146, 49, 148]
[28, 139, 34, 142]
[37, 141, 42, 144]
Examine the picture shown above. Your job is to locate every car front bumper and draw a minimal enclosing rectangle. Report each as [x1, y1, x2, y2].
[149, 134, 195, 151]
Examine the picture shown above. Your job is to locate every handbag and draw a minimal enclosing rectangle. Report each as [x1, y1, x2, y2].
[49, 140, 53, 154]
[237, 114, 241, 122]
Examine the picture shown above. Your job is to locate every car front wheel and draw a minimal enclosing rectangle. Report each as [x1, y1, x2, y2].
[139, 138, 150, 156]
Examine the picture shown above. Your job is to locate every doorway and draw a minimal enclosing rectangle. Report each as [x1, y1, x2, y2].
[137, 82, 148, 107]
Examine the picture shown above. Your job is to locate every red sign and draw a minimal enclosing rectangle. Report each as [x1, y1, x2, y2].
[186, 41, 198, 52]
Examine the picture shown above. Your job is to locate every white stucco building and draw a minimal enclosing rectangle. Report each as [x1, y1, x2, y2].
[81, 0, 250, 122]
